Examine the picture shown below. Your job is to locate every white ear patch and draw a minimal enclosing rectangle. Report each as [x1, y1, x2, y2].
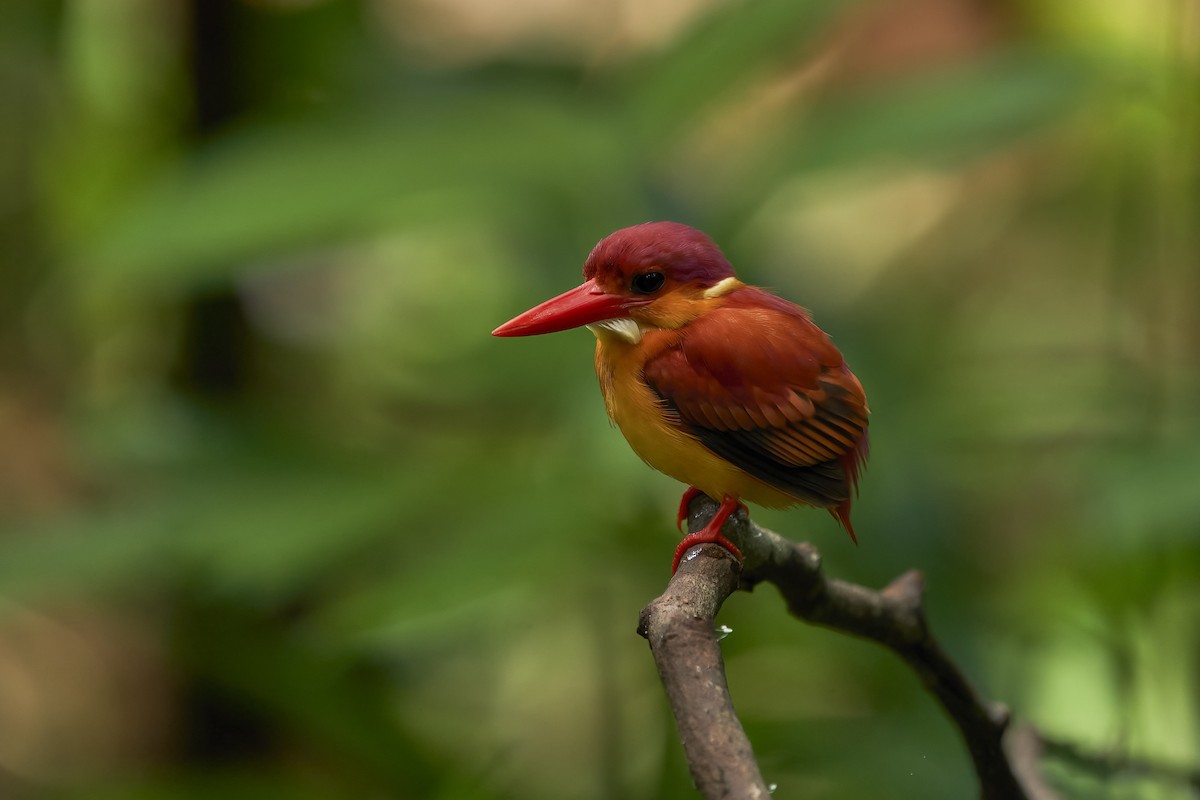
[703, 277, 741, 299]
[586, 318, 643, 344]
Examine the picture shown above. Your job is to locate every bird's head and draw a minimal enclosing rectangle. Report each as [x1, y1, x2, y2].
[492, 222, 740, 343]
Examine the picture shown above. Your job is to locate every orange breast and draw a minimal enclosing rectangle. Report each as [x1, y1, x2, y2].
[593, 330, 797, 509]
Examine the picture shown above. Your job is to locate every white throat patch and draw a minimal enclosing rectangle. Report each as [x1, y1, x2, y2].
[586, 318, 643, 344]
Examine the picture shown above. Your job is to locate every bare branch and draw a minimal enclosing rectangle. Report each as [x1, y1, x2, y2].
[637, 544, 772, 799]
[721, 509, 1025, 798]
[1036, 730, 1200, 792]
[641, 495, 1035, 799]
[1001, 724, 1064, 800]
[640, 496, 1200, 799]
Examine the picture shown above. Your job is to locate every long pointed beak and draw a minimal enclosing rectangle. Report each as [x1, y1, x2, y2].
[492, 279, 647, 337]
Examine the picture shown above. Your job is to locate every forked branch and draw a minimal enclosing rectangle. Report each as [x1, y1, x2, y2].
[638, 495, 1031, 799]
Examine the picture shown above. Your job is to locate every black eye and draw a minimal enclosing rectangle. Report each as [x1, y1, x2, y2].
[631, 271, 665, 294]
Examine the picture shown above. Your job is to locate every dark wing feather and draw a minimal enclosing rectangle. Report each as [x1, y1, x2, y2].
[643, 288, 868, 510]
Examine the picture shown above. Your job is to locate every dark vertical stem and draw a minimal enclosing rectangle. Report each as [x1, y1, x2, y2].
[176, 0, 253, 404]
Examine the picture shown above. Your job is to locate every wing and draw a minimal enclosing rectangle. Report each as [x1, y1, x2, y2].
[642, 287, 869, 516]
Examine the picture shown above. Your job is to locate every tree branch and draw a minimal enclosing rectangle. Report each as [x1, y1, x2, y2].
[637, 545, 771, 799]
[639, 495, 1028, 799]
[1036, 729, 1200, 793]
[639, 497, 1200, 798]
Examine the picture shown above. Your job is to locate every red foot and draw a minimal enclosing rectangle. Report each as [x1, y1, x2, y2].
[672, 494, 745, 573]
[675, 486, 705, 531]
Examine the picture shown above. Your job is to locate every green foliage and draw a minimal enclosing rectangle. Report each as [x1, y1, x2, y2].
[1, 0, 1197, 798]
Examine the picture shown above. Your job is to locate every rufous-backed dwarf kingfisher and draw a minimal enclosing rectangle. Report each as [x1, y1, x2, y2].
[493, 222, 869, 572]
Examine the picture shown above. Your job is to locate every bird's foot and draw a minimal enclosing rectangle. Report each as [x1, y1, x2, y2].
[671, 494, 745, 573]
[675, 486, 706, 531]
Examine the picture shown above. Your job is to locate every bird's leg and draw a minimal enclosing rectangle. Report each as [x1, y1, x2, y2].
[672, 493, 745, 573]
[675, 486, 706, 531]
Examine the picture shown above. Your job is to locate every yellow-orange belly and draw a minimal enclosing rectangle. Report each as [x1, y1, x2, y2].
[593, 333, 797, 510]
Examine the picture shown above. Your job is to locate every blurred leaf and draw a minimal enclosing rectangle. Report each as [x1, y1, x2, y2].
[173, 594, 438, 796]
[82, 92, 633, 284]
[628, 0, 851, 140]
[1089, 444, 1200, 549]
[0, 453, 420, 602]
[803, 50, 1092, 166]
[722, 49, 1095, 214]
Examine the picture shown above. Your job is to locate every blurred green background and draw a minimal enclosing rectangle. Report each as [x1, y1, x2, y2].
[1, 0, 1197, 798]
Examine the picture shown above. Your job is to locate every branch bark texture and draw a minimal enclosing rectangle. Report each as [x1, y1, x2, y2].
[637, 546, 771, 799]
[639, 495, 1030, 800]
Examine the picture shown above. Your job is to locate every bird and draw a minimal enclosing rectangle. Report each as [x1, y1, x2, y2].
[492, 222, 868, 572]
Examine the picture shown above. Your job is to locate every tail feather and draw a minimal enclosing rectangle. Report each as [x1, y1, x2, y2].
[829, 502, 858, 544]
[829, 430, 869, 544]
